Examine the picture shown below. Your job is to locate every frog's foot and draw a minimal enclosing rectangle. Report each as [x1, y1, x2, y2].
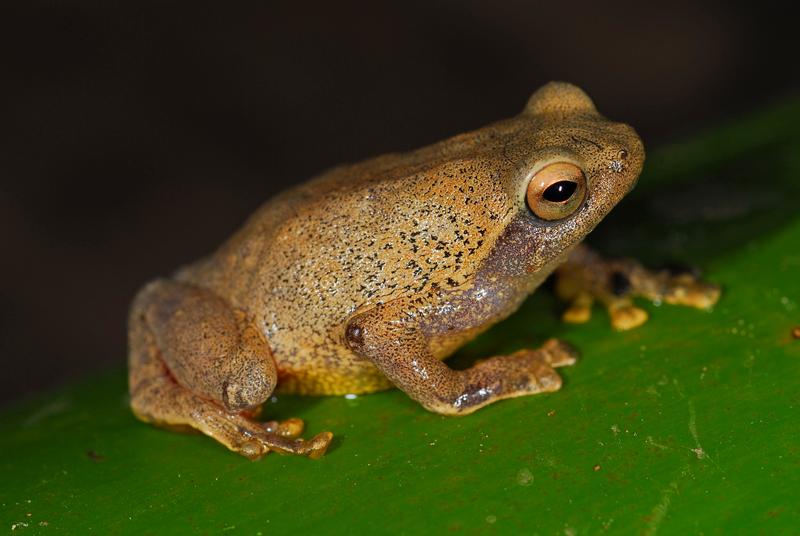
[430, 339, 579, 414]
[556, 245, 721, 331]
[131, 375, 332, 460]
[450, 338, 580, 413]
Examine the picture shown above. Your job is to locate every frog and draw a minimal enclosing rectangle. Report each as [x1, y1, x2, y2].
[128, 82, 720, 459]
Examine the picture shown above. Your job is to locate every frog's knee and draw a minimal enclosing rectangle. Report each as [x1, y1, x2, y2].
[220, 358, 276, 411]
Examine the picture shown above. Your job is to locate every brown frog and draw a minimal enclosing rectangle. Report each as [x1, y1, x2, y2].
[128, 82, 719, 459]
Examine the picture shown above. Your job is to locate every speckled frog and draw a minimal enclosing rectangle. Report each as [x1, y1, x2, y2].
[129, 82, 720, 459]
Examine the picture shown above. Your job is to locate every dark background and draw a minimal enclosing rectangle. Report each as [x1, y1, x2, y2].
[0, 1, 795, 405]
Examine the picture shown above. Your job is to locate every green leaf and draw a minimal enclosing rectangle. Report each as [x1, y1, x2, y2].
[3, 98, 800, 535]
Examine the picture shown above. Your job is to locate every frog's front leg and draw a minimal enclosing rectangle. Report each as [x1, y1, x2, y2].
[344, 299, 577, 415]
[556, 243, 721, 331]
[128, 280, 332, 459]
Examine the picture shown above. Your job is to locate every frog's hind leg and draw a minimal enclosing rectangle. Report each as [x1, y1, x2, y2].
[128, 280, 332, 459]
[556, 244, 721, 331]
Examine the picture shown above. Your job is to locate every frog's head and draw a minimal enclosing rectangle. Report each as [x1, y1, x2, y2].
[485, 82, 645, 279]
[520, 81, 644, 228]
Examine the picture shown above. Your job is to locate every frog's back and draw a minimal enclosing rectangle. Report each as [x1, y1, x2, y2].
[177, 121, 521, 394]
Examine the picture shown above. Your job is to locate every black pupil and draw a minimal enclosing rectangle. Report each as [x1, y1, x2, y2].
[542, 180, 577, 202]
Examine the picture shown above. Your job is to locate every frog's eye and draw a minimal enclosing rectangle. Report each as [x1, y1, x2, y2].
[526, 162, 587, 221]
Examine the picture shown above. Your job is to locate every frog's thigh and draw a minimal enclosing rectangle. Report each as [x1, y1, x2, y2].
[128, 280, 331, 459]
[130, 279, 276, 409]
[344, 301, 577, 415]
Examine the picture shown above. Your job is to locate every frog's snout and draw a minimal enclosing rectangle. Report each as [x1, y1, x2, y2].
[616, 125, 645, 194]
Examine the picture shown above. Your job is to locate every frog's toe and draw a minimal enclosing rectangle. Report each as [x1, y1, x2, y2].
[261, 430, 333, 459]
[662, 277, 721, 310]
[263, 417, 305, 438]
[608, 302, 649, 331]
[238, 438, 270, 460]
[304, 432, 334, 460]
[561, 292, 594, 324]
[238, 425, 334, 460]
[534, 368, 563, 392]
[539, 338, 579, 367]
